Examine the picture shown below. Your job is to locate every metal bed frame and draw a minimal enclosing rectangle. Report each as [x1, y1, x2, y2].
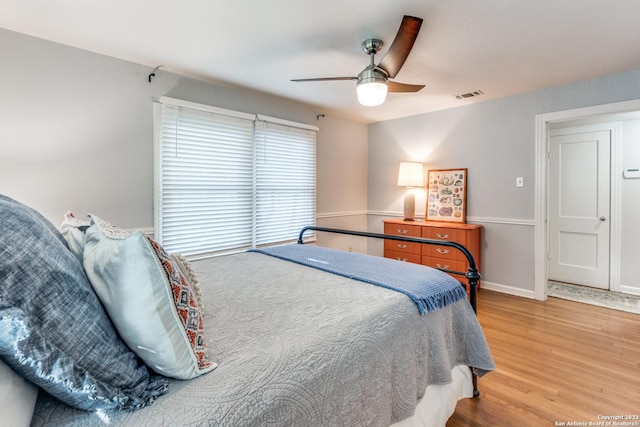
[297, 225, 482, 397]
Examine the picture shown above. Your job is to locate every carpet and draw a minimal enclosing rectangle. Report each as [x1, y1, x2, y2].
[548, 281, 640, 315]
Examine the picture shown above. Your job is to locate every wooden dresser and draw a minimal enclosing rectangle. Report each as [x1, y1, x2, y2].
[383, 218, 482, 288]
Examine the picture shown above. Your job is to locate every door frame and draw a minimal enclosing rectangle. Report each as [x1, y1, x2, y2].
[533, 99, 640, 300]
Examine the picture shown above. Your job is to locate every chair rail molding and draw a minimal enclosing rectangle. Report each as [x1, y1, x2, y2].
[368, 211, 535, 226]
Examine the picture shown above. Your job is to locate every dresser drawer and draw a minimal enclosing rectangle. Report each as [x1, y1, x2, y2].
[384, 239, 422, 255]
[424, 243, 467, 262]
[384, 250, 422, 264]
[384, 222, 421, 237]
[422, 226, 467, 244]
[422, 256, 466, 273]
[424, 256, 467, 292]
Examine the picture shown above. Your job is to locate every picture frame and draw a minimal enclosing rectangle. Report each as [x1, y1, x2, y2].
[426, 168, 467, 223]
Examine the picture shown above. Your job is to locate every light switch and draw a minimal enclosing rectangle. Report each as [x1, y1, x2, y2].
[623, 168, 640, 178]
[516, 177, 524, 187]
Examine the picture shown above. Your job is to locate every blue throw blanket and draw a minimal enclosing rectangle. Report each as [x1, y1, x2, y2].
[250, 245, 467, 315]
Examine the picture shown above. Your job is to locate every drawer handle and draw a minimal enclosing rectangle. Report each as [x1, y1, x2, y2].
[396, 257, 408, 262]
[397, 244, 408, 249]
[436, 248, 450, 255]
[436, 263, 450, 269]
[436, 233, 450, 239]
[396, 229, 409, 234]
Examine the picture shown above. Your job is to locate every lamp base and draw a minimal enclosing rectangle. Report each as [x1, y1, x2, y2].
[403, 192, 416, 221]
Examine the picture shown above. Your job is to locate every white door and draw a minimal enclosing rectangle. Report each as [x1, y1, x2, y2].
[548, 129, 610, 289]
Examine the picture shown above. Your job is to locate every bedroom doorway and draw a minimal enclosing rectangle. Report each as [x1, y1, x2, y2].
[547, 127, 611, 289]
[534, 98, 640, 301]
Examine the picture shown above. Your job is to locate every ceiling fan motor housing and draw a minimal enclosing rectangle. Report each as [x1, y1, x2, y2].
[358, 65, 388, 85]
[361, 38, 384, 55]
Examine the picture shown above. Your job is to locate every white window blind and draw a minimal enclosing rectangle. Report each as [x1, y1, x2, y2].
[254, 120, 316, 246]
[154, 98, 316, 257]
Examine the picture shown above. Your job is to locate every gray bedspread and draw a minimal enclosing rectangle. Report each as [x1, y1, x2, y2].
[32, 251, 495, 427]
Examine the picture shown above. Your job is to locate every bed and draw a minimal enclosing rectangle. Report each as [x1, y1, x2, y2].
[0, 195, 495, 427]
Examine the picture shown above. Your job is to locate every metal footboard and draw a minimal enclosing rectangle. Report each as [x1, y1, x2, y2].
[297, 225, 482, 397]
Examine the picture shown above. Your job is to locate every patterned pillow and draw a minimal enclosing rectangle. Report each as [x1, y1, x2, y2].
[0, 195, 168, 411]
[82, 214, 216, 380]
[171, 253, 205, 315]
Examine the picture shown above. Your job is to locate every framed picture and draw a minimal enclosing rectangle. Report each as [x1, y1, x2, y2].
[426, 168, 467, 223]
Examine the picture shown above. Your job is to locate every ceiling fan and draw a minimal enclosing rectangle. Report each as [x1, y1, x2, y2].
[291, 15, 425, 107]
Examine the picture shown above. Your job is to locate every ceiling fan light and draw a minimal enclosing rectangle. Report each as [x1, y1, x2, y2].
[357, 81, 388, 106]
[357, 66, 388, 106]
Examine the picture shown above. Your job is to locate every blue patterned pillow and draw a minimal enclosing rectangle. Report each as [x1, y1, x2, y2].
[0, 195, 168, 411]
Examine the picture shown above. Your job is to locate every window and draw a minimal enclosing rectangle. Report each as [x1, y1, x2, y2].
[154, 97, 317, 257]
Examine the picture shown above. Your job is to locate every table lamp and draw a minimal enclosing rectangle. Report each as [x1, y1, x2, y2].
[397, 162, 424, 221]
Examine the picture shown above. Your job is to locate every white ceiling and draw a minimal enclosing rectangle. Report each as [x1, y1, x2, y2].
[2, 0, 640, 123]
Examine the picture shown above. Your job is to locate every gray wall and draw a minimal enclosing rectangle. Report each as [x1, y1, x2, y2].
[315, 114, 369, 252]
[367, 70, 640, 294]
[0, 28, 368, 249]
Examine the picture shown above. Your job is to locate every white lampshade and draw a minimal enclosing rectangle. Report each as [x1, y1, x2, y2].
[357, 81, 388, 106]
[397, 162, 424, 187]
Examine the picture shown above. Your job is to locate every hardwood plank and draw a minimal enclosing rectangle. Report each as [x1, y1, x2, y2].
[447, 290, 640, 426]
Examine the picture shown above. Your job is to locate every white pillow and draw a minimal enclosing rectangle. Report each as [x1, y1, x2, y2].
[0, 359, 39, 427]
[82, 214, 217, 380]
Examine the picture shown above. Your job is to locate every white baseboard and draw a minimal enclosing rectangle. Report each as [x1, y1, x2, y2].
[619, 285, 640, 297]
[480, 281, 536, 299]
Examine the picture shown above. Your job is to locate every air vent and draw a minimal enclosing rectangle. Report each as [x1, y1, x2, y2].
[454, 90, 484, 100]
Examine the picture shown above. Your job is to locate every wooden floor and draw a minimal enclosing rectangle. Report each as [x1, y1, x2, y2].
[447, 290, 640, 426]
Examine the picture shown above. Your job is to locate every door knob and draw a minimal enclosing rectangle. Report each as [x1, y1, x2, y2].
[600, 216, 606, 221]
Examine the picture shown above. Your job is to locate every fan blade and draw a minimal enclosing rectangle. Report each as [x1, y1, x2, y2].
[387, 81, 425, 93]
[378, 15, 423, 79]
[291, 77, 357, 82]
